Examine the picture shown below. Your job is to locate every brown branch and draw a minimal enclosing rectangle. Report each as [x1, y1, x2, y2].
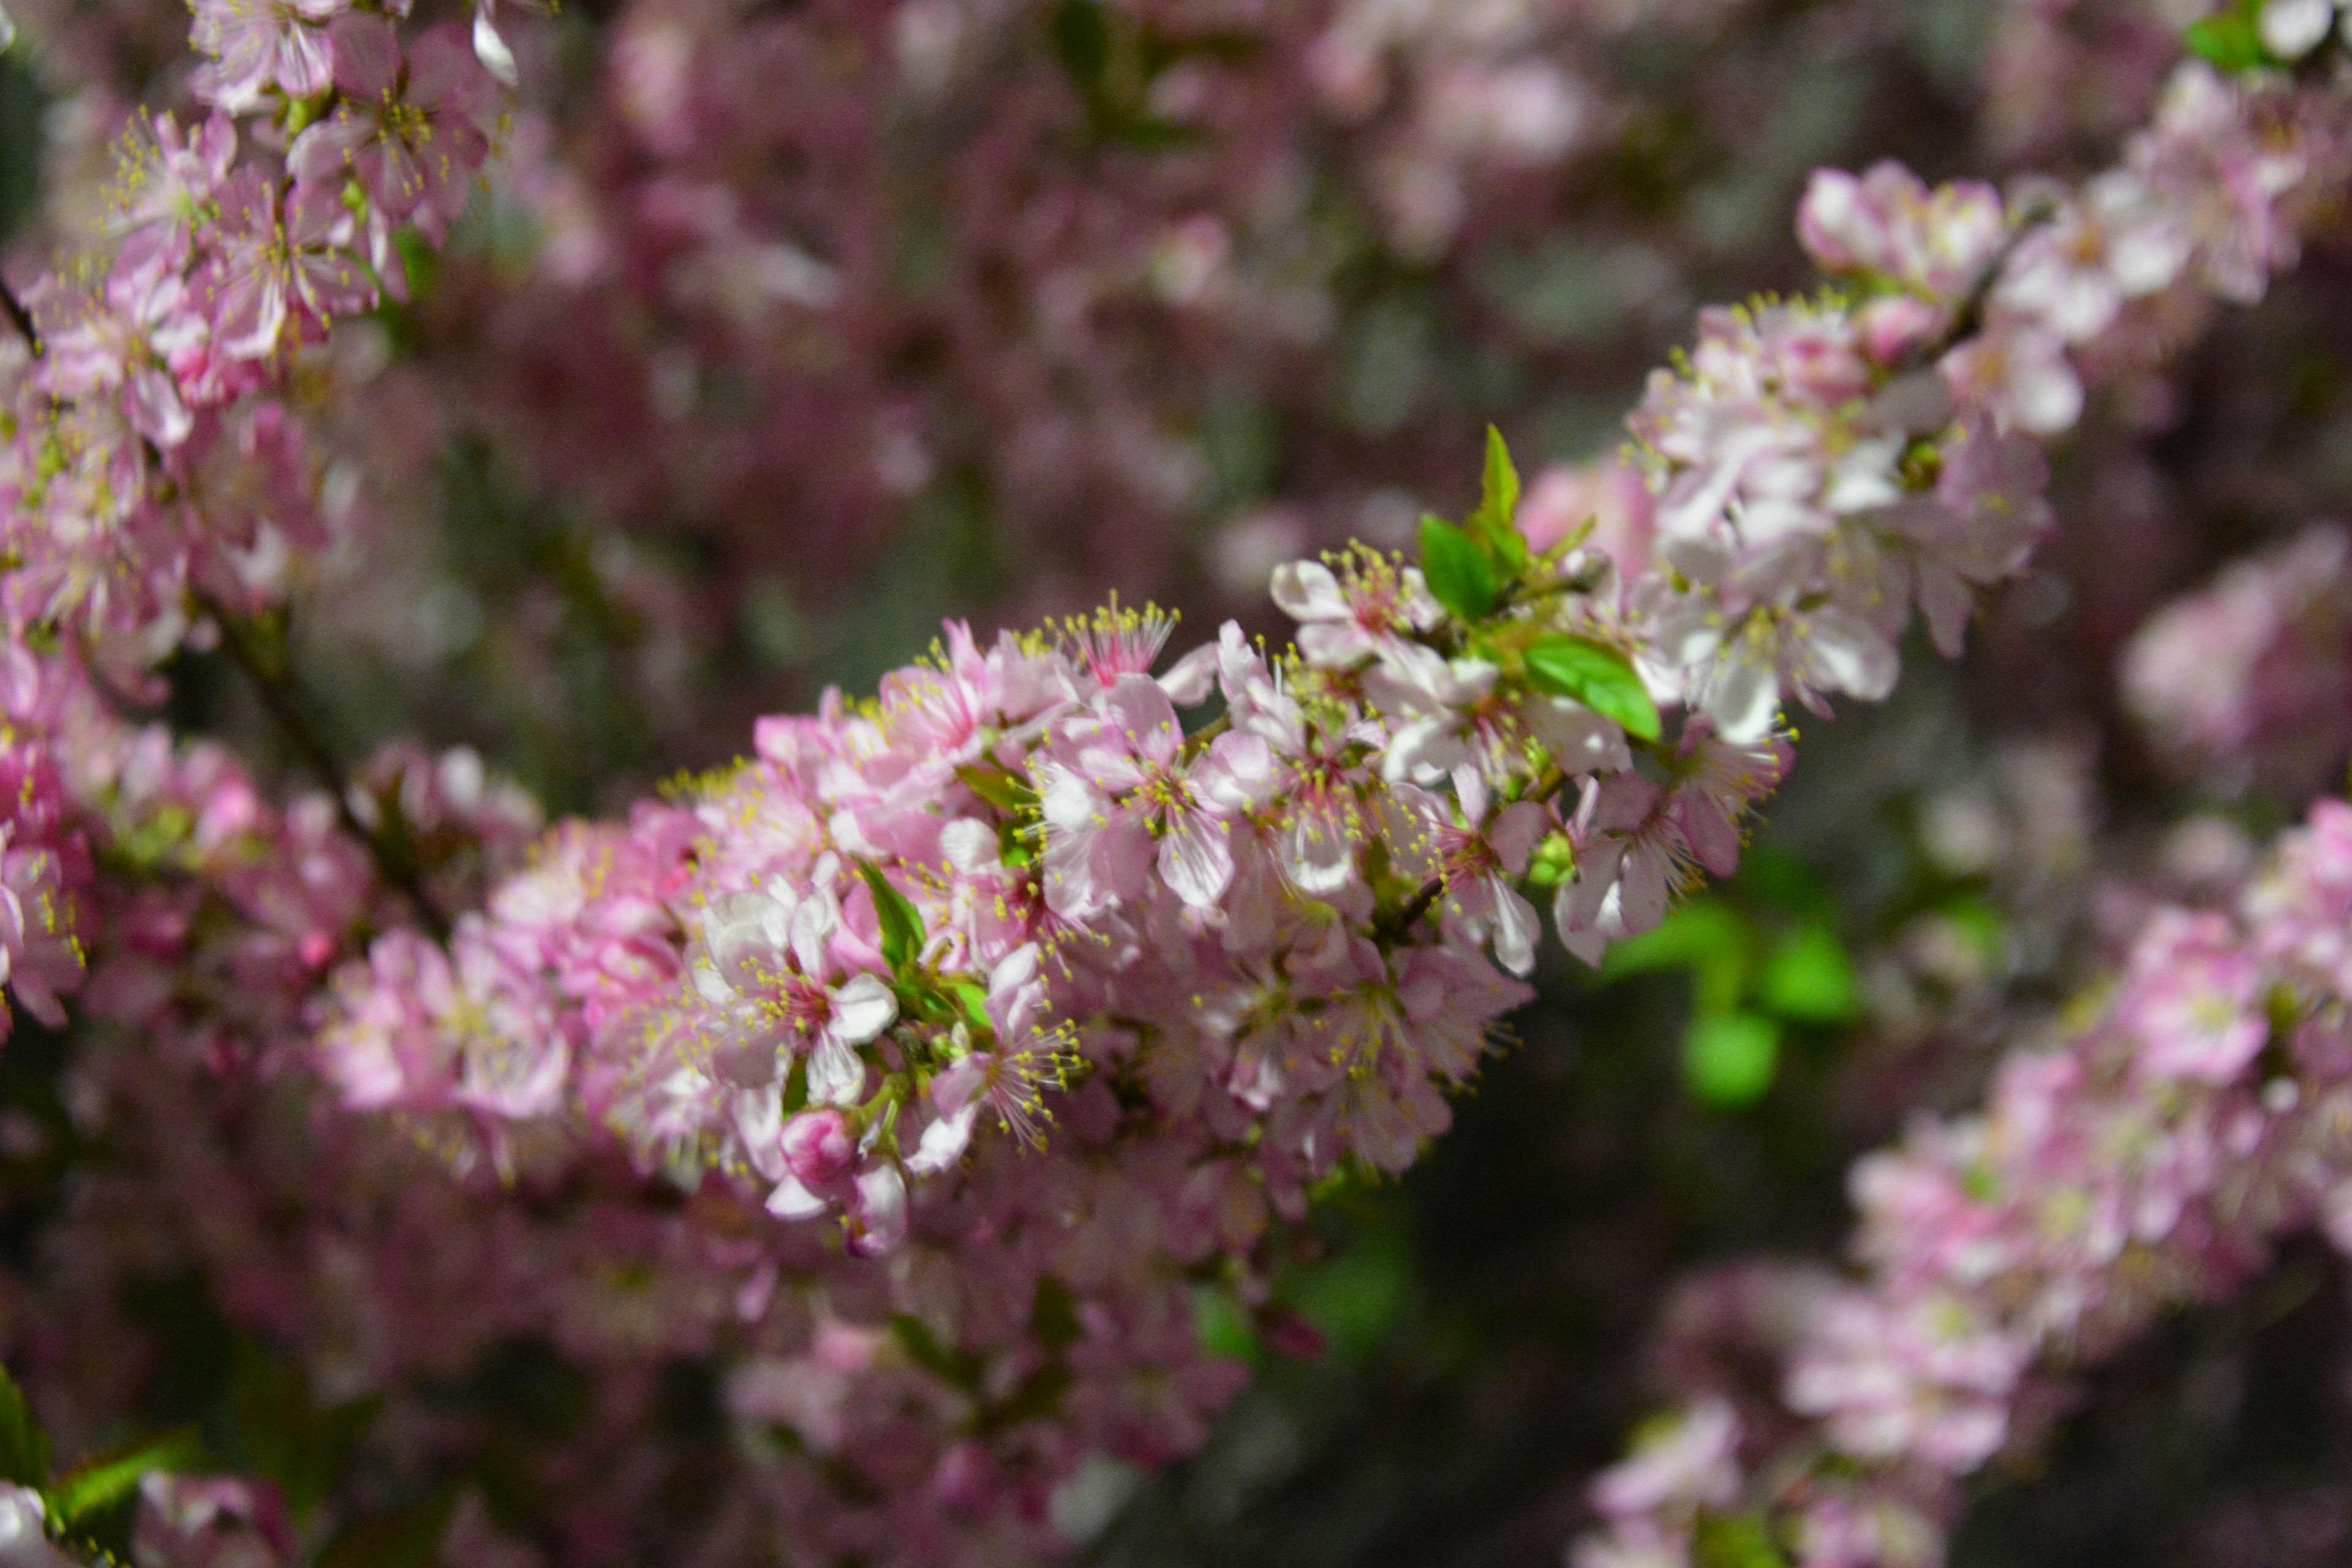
[200, 597, 451, 940]
[0, 273, 36, 356]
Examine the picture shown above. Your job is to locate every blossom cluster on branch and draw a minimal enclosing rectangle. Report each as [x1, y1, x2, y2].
[1574, 791, 2352, 1568]
[0, 1, 2346, 1566]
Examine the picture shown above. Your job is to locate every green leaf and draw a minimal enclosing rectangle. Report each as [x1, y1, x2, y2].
[1735, 840, 1837, 920]
[316, 1492, 458, 1568]
[1605, 899, 1749, 1014]
[1755, 924, 1857, 1023]
[1049, 0, 1110, 90]
[857, 862, 926, 974]
[1030, 1279, 1082, 1352]
[1419, 515, 1497, 623]
[982, 1364, 1072, 1430]
[891, 1315, 982, 1389]
[44, 1427, 205, 1528]
[2184, 11, 2269, 70]
[954, 764, 1035, 813]
[1191, 1287, 1260, 1363]
[1524, 634, 1662, 742]
[1683, 1012, 1781, 1109]
[949, 979, 993, 1025]
[1285, 1225, 1411, 1362]
[1693, 1513, 1789, 1568]
[1468, 426, 1528, 575]
[233, 1344, 377, 1521]
[1602, 900, 1748, 979]
[0, 1365, 49, 1489]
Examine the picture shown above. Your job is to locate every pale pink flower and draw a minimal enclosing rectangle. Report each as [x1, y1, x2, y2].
[1939, 318, 2082, 437]
[0, 1486, 78, 1568]
[1038, 674, 1270, 914]
[1391, 772, 1549, 975]
[108, 115, 238, 262]
[290, 20, 499, 241]
[1785, 1291, 2030, 1474]
[189, 0, 347, 112]
[134, 1475, 296, 1568]
[1272, 556, 1442, 669]
[1996, 172, 2188, 343]
[196, 171, 376, 360]
[2121, 909, 2267, 1084]
[692, 863, 898, 1102]
[1589, 1400, 1743, 1521]
[777, 1107, 858, 1186]
[1798, 162, 2006, 303]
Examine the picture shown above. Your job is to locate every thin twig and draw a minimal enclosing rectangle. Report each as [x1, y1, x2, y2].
[1378, 876, 1446, 945]
[1903, 202, 2059, 375]
[0, 273, 36, 355]
[200, 597, 451, 940]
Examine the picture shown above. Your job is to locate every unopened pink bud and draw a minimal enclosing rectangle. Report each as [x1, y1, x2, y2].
[779, 1109, 857, 1186]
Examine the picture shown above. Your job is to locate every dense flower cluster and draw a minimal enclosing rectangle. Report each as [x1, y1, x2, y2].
[0, 0, 505, 666]
[2124, 523, 2352, 801]
[1575, 794, 2352, 1568]
[117, 38, 2296, 1559]
[0, 1, 2348, 1566]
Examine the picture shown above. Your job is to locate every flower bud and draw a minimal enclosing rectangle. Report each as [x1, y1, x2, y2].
[778, 1108, 858, 1187]
[1526, 831, 1578, 889]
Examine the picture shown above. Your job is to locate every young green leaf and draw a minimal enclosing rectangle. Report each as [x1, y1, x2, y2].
[1049, 0, 1110, 91]
[1469, 426, 1528, 575]
[1419, 514, 1498, 623]
[1524, 634, 1662, 742]
[1030, 1278, 1082, 1352]
[2183, 10, 2268, 69]
[948, 979, 993, 1025]
[858, 861, 926, 974]
[1191, 1286, 1262, 1364]
[1683, 1011, 1781, 1109]
[1600, 900, 1748, 979]
[1524, 831, 1577, 890]
[0, 1365, 49, 1490]
[1604, 900, 1751, 1016]
[1692, 1513, 1790, 1568]
[891, 1314, 982, 1389]
[954, 764, 1036, 814]
[44, 1427, 205, 1528]
[233, 1344, 377, 1521]
[1755, 923, 1858, 1023]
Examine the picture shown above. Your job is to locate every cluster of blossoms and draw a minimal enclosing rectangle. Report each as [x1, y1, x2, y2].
[154, 0, 2038, 767]
[143, 39, 2319, 1560]
[2123, 523, 2352, 801]
[0, 0, 521, 1047]
[0, 0, 2345, 1565]
[1626, 40, 2346, 745]
[1574, 793, 2352, 1568]
[0, 0, 506, 666]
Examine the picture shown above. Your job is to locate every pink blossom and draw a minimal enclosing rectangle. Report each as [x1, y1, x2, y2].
[2120, 910, 2267, 1084]
[290, 20, 499, 241]
[1798, 162, 2006, 303]
[196, 172, 376, 360]
[691, 862, 898, 1102]
[1038, 674, 1269, 914]
[1271, 554, 1442, 670]
[1391, 772, 1549, 975]
[189, 0, 347, 112]
[134, 1475, 296, 1568]
[1938, 318, 2083, 437]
